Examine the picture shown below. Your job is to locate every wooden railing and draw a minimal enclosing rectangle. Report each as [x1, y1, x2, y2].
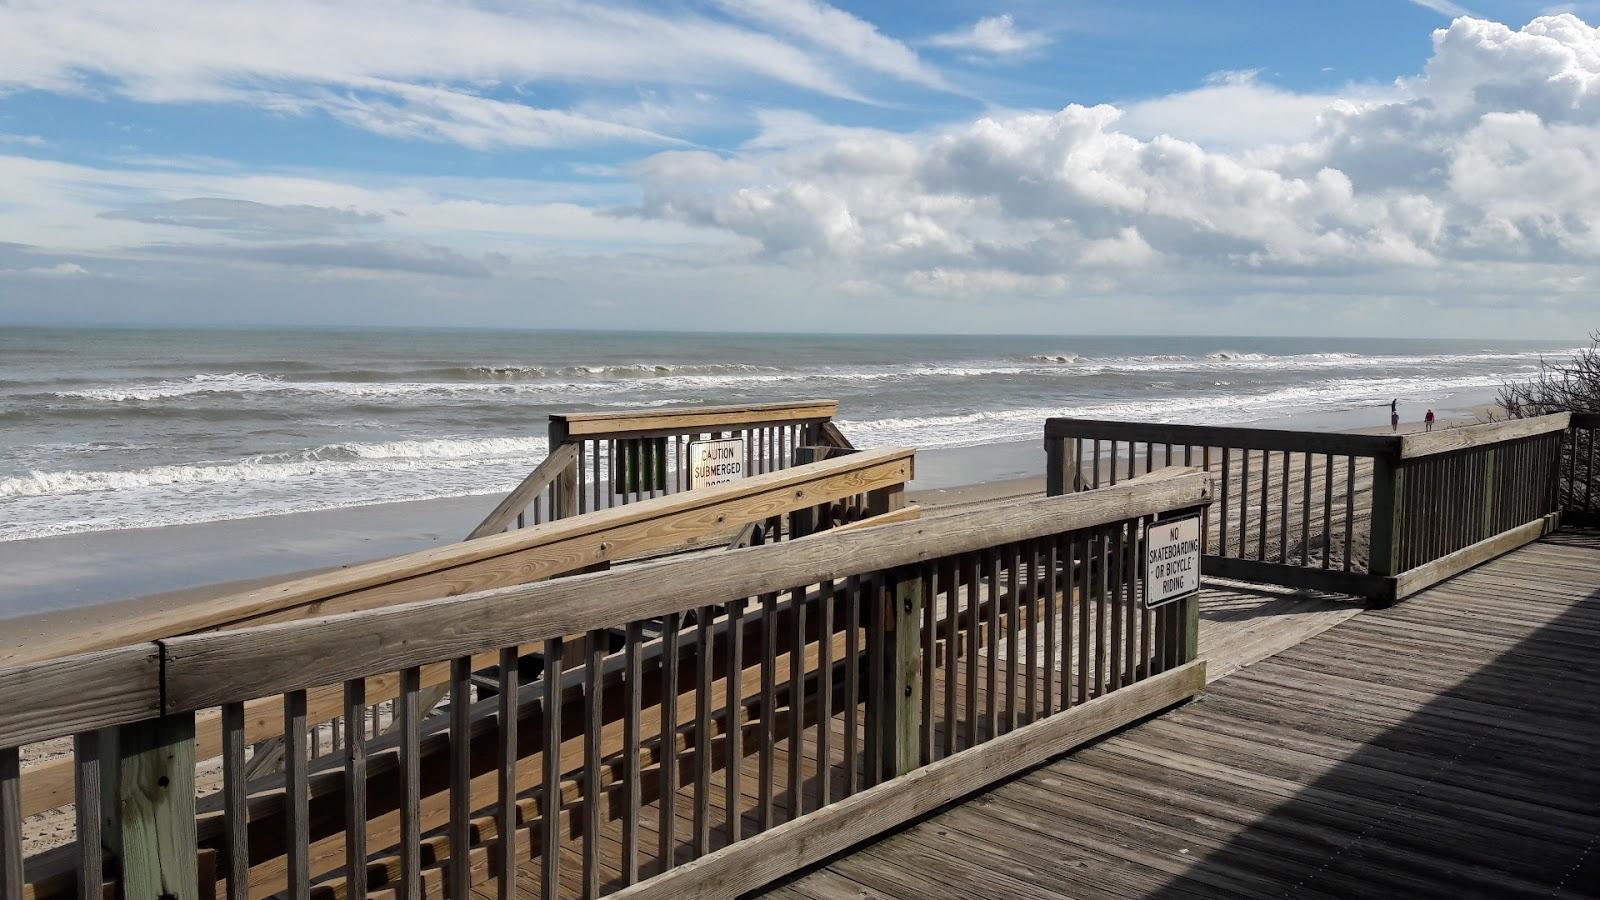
[470, 400, 849, 539]
[1, 469, 1211, 900]
[1046, 414, 1570, 603]
[1563, 412, 1600, 525]
[3, 448, 914, 839]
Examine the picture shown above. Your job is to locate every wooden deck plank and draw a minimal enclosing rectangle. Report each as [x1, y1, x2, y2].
[775, 528, 1600, 899]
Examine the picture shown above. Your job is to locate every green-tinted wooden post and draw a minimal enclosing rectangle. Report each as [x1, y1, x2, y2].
[878, 568, 923, 779]
[1368, 453, 1405, 578]
[117, 713, 199, 900]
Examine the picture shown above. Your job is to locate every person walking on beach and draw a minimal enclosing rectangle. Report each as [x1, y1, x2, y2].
[1391, 398, 1397, 416]
[1391, 409, 1400, 432]
[1425, 409, 1435, 432]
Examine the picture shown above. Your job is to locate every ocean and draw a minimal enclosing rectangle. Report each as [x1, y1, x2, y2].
[0, 327, 1576, 543]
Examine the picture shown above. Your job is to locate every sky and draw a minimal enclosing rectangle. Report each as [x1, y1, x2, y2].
[0, 1, 1597, 337]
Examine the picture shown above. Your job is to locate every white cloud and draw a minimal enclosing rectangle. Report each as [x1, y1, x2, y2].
[0, 0, 900, 148]
[926, 14, 1051, 57]
[710, 0, 946, 89]
[632, 14, 1600, 296]
[1409, 0, 1475, 17]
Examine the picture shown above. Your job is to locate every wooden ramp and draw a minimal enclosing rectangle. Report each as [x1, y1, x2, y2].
[771, 528, 1600, 899]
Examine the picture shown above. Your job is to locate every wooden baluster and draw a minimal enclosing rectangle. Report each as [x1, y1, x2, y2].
[1058, 534, 1072, 712]
[74, 731, 104, 900]
[866, 577, 885, 785]
[340, 683, 368, 900]
[1005, 544, 1020, 732]
[843, 578, 861, 794]
[1043, 538, 1058, 717]
[1219, 447, 1231, 555]
[394, 670, 422, 900]
[1344, 455, 1356, 571]
[656, 618, 678, 870]
[1076, 531, 1091, 706]
[1108, 525, 1123, 692]
[283, 690, 310, 900]
[1, 748, 18, 900]
[585, 630, 605, 894]
[943, 559, 958, 757]
[1138, 518, 1153, 679]
[758, 594, 777, 823]
[1124, 518, 1139, 684]
[498, 647, 521, 898]
[1109, 441, 1118, 486]
[1128, 441, 1136, 480]
[1095, 526, 1110, 697]
[963, 554, 979, 747]
[1091, 439, 1101, 489]
[449, 656, 473, 900]
[789, 589, 807, 817]
[1258, 450, 1271, 561]
[1239, 448, 1251, 557]
[1024, 543, 1038, 723]
[920, 564, 936, 764]
[1280, 450, 1291, 564]
[984, 552, 1000, 742]
[694, 611, 714, 856]
[541, 639, 563, 898]
[724, 601, 745, 846]
[1322, 454, 1335, 569]
[813, 583, 833, 807]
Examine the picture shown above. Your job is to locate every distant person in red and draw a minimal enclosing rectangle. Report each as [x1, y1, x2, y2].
[1391, 409, 1400, 432]
[1425, 409, 1436, 432]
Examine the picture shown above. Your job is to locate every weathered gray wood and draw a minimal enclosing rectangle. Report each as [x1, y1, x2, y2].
[283, 691, 310, 900]
[341, 680, 368, 900]
[723, 600, 744, 848]
[609, 661, 1206, 899]
[118, 712, 200, 900]
[541, 638, 563, 900]
[221, 702, 249, 900]
[497, 646, 519, 899]
[1400, 412, 1569, 458]
[0, 645, 160, 749]
[881, 568, 923, 778]
[552, 399, 839, 439]
[1369, 454, 1404, 577]
[1046, 417, 1397, 457]
[788, 590, 806, 818]
[398, 668, 421, 900]
[71, 731, 103, 900]
[584, 629, 604, 895]
[449, 656, 472, 900]
[1203, 556, 1395, 603]
[1391, 513, 1561, 601]
[162, 471, 1212, 712]
[1, 748, 20, 900]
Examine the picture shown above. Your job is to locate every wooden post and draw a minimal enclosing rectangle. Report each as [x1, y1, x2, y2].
[1481, 447, 1497, 540]
[554, 454, 579, 520]
[116, 713, 199, 900]
[1045, 437, 1065, 496]
[1368, 453, 1405, 578]
[874, 567, 923, 779]
[865, 482, 906, 518]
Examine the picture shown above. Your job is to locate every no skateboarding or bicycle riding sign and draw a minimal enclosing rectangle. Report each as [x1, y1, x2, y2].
[1144, 514, 1202, 609]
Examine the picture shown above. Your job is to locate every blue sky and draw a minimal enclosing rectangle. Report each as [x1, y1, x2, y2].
[0, 1, 1597, 335]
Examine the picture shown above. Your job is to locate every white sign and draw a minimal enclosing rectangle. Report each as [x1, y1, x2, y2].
[689, 437, 746, 489]
[1145, 515, 1202, 609]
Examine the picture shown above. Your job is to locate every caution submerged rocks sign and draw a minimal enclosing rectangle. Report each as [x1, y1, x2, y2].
[1144, 514, 1202, 609]
[689, 437, 746, 489]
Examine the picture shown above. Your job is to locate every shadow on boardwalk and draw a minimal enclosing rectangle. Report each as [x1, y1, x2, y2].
[1145, 529, 1600, 899]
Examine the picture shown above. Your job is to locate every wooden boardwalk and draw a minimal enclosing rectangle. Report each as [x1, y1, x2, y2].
[768, 529, 1600, 899]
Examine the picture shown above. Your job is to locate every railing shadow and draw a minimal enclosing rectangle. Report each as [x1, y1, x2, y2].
[1147, 531, 1600, 898]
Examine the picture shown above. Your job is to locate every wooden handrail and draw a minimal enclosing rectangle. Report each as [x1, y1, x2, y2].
[159, 468, 1210, 711]
[465, 442, 578, 540]
[1044, 417, 1399, 457]
[551, 399, 838, 438]
[1399, 411, 1570, 458]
